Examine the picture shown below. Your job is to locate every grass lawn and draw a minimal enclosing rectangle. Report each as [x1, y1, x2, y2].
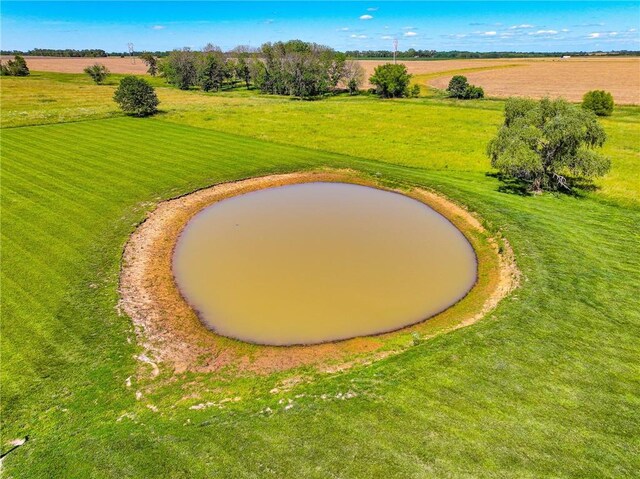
[1, 73, 639, 478]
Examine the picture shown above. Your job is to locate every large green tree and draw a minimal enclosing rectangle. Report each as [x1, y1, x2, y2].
[113, 76, 159, 117]
[159, 48, 197, 90]
[369, 63, 411, 98]
[487, 97, 610, 191]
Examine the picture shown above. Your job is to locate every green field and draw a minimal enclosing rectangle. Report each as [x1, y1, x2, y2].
[2, 72, 639, 478]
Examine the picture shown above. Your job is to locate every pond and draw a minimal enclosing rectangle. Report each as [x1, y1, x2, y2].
[173, 182, 477, 345]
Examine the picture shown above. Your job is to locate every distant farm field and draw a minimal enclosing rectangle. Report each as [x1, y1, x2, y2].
[7, 55, 640, 104]
[2, 71, 639, 478]
[426, 57, 640, 104]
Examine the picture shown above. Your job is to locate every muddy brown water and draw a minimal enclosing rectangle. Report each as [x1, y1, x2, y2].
[172, 182, 477, 345]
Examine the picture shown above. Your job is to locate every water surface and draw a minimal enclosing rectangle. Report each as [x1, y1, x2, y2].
[173, 182, 477, 345]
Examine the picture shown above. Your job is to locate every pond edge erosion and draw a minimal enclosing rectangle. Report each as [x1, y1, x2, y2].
[119, 169, 520, 375]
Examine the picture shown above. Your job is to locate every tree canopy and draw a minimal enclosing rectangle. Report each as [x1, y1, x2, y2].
[582, 90, 614, 116]
[113, 76, 159, 117]
[447, 75, 484, 99]
[487, 97, 610, 192]
[369, 63, 412, 98]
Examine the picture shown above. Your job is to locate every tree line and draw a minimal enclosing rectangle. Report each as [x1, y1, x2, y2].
[344, 49, 640, 59]
[155, 41, 365, 98]
[1, 48, 109, 57]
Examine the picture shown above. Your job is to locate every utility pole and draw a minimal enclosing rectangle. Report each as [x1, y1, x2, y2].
[393, 39, 398, 64]
[127, 43, 135, 64]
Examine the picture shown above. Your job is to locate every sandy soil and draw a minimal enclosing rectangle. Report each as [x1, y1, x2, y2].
[119, 169, 519, 376]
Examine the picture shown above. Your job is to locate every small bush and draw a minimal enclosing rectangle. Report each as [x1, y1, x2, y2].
[447, 75, 484, 99]
[113, 76, 159, 117]
[410, 84, 421, 98]
[84, 63, 110, 84]
[464, 85, 484, 99]
[0, 55, 30, 76]
[582, 90, 614, 116]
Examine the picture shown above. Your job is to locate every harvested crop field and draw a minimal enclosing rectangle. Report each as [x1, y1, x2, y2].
[0, 55, 149, 74]
[426, 57, 640, 104]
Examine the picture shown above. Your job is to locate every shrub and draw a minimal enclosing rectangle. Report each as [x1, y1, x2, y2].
[0, 55, 30, 76]
[410, 84, 421, 98]
[83, 63, 110, 84]
[464, 85, 484, 99]
[487, 97, 610, 192]
[447, 75, 468, 98]
[369, 63, 411, 98]
[113, 76, 159, 117]
[447, 75, 484, 99]
[582, 90, 614, 116]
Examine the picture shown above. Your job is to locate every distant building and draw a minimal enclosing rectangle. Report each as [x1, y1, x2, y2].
[561, 55, 571, 59]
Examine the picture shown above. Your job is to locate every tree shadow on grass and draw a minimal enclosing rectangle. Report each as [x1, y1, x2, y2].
[485, 172, 532, 197]
[486, 172, 602, 199]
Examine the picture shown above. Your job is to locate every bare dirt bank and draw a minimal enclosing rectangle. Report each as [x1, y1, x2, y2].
[119, 169, 519, 375]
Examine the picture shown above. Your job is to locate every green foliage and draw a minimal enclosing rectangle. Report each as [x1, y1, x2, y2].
[410, 84, 421, 98]
[197, 47, 230, 92]
[112, 76, 159, 116]
[160, 48, 197, 90]
[139, 52, 158, 76]
[256, 40, 344, 98]
[488, 97, 610, 191]
[582, 90, 614, 116]
[0, 55, 30, 76]
[83, 63, 110, 84]
[369, 63, 412, 98]
[447, 75, 468, 97]
[447, 75, 484, 99]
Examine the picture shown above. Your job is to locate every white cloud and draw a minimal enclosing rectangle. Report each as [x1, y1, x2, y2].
[151, 25, 165, 30]
[609, 31, 618, 36]
[588, 32, 601, 38]
[532, 30, 559, 35]
[561, 28, 570, 32]
[359, 14, 373, 20]
[367, 7, 378, 11]
[629, 28, 637, 32]
[381, 35, 393, 40]
[481, 31, 497, 36]
[350, 34, 368, 39]
[339, 27, 350, 31]
[404, 31, 418, 37]
[509, 24, 534, 29]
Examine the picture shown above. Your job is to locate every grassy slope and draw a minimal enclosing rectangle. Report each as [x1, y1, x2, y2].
[3, 73, 638, 206]
[1, 74, 639, 478]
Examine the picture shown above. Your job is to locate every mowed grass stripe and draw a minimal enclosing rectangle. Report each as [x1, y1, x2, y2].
[2, 114, 639, 477]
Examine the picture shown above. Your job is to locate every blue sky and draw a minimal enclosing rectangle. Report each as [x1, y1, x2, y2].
[2, 1, 639, 52]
